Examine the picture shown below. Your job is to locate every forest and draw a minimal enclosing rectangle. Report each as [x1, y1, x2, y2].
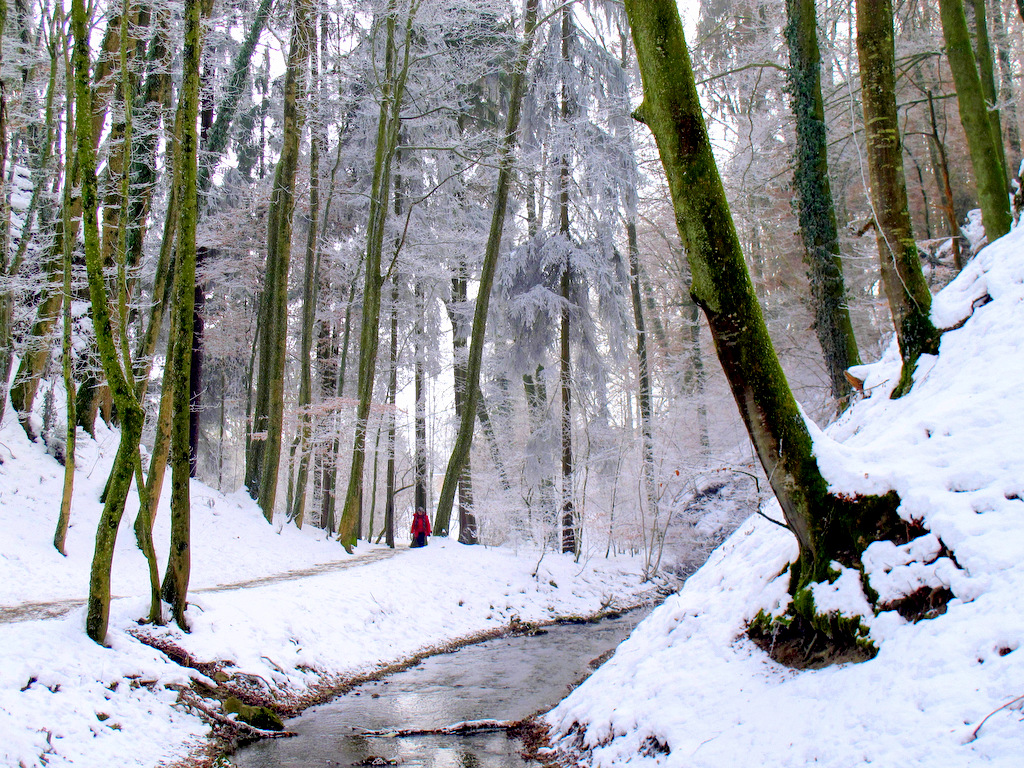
[0, 0, 1021, 652]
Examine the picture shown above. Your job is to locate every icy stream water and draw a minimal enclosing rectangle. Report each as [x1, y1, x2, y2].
[234, 607, 650, 768]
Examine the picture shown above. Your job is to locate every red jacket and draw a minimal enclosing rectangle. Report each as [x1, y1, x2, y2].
[411, 511, 432, 536]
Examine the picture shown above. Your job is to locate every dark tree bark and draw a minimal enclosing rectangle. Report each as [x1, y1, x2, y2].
[414, 283, 428, 514]
[857, 0, 941, 397]
[784, 0, 861, 405]
[927, 91, 964, 272]
[161, 0, 203, 631]
[558, 6, 577, 557]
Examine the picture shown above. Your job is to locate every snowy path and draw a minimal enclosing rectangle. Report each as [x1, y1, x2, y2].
[0, 546, 399, 624]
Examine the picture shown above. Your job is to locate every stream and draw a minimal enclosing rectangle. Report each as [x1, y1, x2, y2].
[234, 607, 651, 768]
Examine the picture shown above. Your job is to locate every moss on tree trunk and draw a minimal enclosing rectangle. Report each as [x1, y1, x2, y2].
[937, 0, 1012, 242]
[856, 0, 941, 397]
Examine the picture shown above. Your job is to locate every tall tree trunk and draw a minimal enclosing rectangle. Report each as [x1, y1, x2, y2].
[858, 0, 941, 398]
[927, 91, 964, 271]
[189, 248, 206, 477]
[937, 0, 1012, 241]
[434, 0, 540, 536]
[288, 19, 323, 528]
[54, 6, 76, 556]
[784, 0, 861, 405]
[414, 283, 428, 514]
[73, 0, 147, 645]
[448, 256, 477, 544]
[384, 277, 398, 548]
[626, 221, 658, 570]
[989, 0, 1021, 161]
[337, 0, 414, 550]
[624, 0, 902, 594]
[246, 0, 312, 520]
[966, 0, 1008, 183]
[557, 6, 576, 557]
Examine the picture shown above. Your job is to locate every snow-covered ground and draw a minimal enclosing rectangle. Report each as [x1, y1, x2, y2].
[545, 224, 1024, 766]
[0, 414, 657, 768]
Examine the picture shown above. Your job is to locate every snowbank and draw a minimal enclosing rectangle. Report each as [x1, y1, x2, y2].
[0, 414, 655, 768]
[546, 225, 1024, 767]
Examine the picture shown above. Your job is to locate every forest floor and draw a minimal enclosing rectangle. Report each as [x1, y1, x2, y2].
[542, 223, 1024, 766]
[0, 411, 665, 768]
[0, 549, 402, 625]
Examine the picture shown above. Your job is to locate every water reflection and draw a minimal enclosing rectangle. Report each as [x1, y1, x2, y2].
[236, 609, 649, 768]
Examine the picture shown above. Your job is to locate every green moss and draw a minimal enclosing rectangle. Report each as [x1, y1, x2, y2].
[224, 696, 284, 731]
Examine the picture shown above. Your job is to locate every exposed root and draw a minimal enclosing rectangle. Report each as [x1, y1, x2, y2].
[748, 610, 876, 669]
[881, 585, 953, 622]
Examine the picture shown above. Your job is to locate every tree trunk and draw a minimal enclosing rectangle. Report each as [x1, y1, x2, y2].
[857, 0, 941, 398]
[937, 0, 1012, 241]
[289, 24, 323, 527]
[73, 0, 147, 645]
[338, 0, 414, 550]
[160, 0, 202, 632]
[434, 0, 540, 536]
[189, 249, 206, 477]
[927, 91, 964, 271]
[966, 0, 1008, 183]
[624, 0, 901, 594]
[385, 277, 398, 548]
[414, 283, 428, 514]
[246, 0, 312, 520]
[54, 16, 76, 555]
[626, 221, 658, 570]
[989, 0, 1021, 160]
[784, 0, 861, 405]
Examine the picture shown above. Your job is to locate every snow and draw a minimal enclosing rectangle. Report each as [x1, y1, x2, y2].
[0, 413, 655, 767]
[545, 223, 1024, 766]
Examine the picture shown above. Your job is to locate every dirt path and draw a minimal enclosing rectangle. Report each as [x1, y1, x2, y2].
[0, 547, 402, 625]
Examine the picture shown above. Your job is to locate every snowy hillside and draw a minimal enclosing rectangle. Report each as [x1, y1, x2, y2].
[545, 225, 1024, 766]
[0, 415, 659, 768]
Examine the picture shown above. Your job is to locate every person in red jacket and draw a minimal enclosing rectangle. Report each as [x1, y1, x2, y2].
[411, 508, 432, 548]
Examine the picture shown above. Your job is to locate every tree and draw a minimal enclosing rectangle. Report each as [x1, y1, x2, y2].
[784, 0, 860, 405]
[623, 0, 902, 606]
[434, 0, 540, 537]
[246, 0, 313, 520]
[857, 0, 941, 397]
[161, 0, 203, 630]
[937, 0, 1012, 242]
[337, 0, 417, 550]
[73, 0, 147, 645]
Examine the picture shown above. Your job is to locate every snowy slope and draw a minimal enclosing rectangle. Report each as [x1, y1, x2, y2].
[0, 412, 657, 767]
[545, 225, 1024, 766]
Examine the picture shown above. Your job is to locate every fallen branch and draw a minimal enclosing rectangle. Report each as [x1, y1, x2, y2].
[966, 694, 1024, 743]
[361, 719, 517, 738]
[178, 690, 297, 740]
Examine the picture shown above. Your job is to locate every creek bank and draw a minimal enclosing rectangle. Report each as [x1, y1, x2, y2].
[164, 594, 668, 768]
